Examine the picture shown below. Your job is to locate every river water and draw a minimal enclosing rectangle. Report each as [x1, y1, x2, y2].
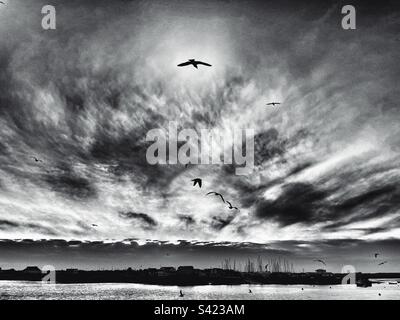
[0, 281, 399, 300]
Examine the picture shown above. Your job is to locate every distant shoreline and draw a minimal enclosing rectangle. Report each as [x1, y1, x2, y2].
[1, 267, 399, 286]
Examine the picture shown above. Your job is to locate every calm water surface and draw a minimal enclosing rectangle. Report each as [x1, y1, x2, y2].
[0, 281, 399, 300]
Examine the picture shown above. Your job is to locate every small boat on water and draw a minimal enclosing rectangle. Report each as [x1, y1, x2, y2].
[356, 278, 372, 287]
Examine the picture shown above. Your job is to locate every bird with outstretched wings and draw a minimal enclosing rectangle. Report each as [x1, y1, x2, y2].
[206, 192, 225, 203]
[191, 178, 202, 188]
[177, 59, 212, 69]
[31, 156, 43, 163]
[227, 201, 239, 210]
[266, 102, 281, 107]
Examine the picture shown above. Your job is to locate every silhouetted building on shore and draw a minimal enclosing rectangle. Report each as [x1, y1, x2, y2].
[23, 266, 41, 274]
[160, 267, 175, 272]
[177, 266, 194, 273]
[157, 267, 176, 276]
[66, 268, 79, 274]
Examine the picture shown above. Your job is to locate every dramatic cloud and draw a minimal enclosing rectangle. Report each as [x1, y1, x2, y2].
[119, 211, 158, 229]
[177, 214, 196, 226]
[254, 183, 330, 226]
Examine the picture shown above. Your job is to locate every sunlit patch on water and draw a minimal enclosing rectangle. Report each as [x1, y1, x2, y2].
[0, 281, 399, 300]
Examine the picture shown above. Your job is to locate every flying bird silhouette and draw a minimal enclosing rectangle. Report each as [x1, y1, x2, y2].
[191, 178, 202, 188]
[179, 290, 184, 297]
[177, 59, 212, 69]
[374, 253, 380, 258]
[314, 259, 326, 266]
[378, 261, 388, 266]
[31, 156, 43, 163]
[226, 201, 239, 210]
[266, 102, 281, 107]
[92, 224, 98, 227]
[206, 192, 225, 203]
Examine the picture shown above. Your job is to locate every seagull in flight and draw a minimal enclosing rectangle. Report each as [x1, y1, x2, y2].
[266, 102, 281, 107]
[314, 259, 326, 266]
[374, 253, 380, 258]
[226, 201, 239, 210]
[31, 156, 43, 163]
[206, 192, 225, 203]
[378, 261, 388, 266]
[191, 178, 202, 188]
[92, 224, 98, 227]
[177, 59, 212, 69]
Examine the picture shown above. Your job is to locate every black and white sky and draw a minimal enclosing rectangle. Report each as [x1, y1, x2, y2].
[0, 0, 399, 272]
